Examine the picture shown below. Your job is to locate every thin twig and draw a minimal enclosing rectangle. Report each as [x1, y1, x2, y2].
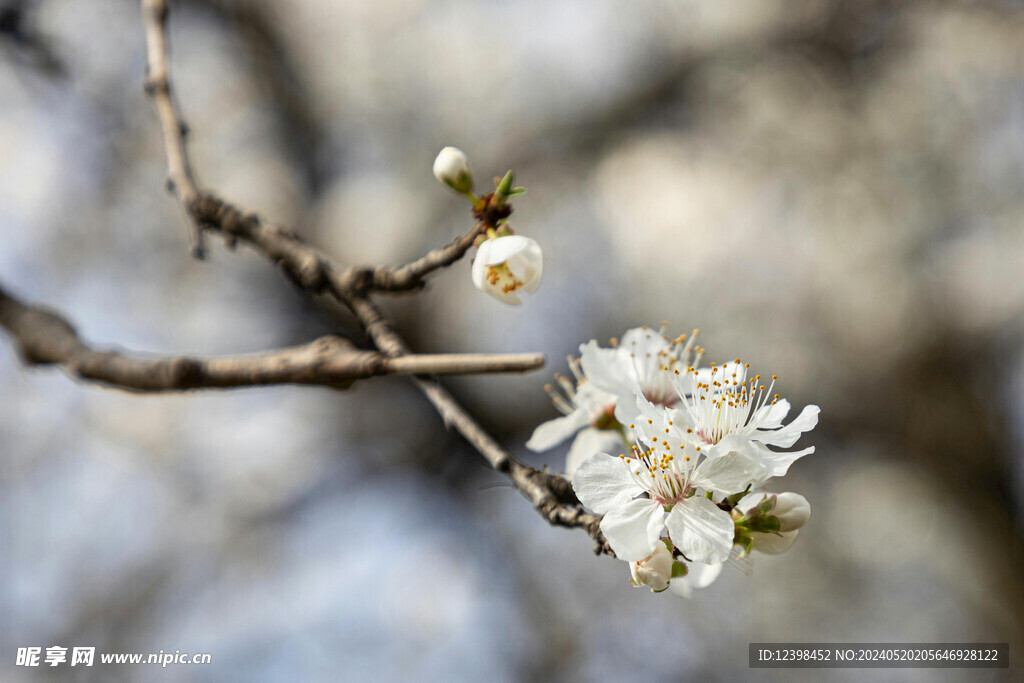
[368, 221, 488, 293]
[136, 0, 611, 554]
[142, 0, 205, 258]
[349, 294, 613, 555]
[0, 285, 544, 392]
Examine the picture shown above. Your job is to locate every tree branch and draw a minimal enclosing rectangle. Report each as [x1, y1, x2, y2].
[137, 0, 612, 555]
[0, 285, 544, 392]
[348, 294, 613, 555]
[142, 0, 204, 258]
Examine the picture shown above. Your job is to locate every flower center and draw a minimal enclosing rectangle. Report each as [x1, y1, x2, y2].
[620, 443, 691, 505]
[642, 387, 678, 408]
[485, 263, 524, 294]
[673, 360, 782, 444]
[591, 403, 620, 430]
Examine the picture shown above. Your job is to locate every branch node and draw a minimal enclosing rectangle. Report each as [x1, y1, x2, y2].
[143, 77, 168, 96]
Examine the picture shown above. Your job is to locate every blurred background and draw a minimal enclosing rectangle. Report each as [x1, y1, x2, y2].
[1, 0, 1023, 680]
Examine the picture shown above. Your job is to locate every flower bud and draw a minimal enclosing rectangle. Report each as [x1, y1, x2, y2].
[471, 235, 542, 305]
[433, 146, 473, 194]
[629, 542, 674, 593]
[752, 530, 798, 554]
[734, 491, 810, 555]
[772, 492, 810, 532]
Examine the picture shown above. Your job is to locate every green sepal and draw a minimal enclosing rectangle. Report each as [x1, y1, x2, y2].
[671, 561, 688, 579]
[444, 172, 473, 195]
[506, 186, 526, 196]
[725, 487, 752, 508]
[494, 170, 515, 199]
[755, 495, 778, 517]
[661, 538, 673, 552]
[734, 531, 754, 558]
[741, 515, 781, 534]
[652, 585, 670, 593]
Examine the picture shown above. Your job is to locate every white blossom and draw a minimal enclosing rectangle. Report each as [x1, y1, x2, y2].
[471, 235, 542, 305]
[632, 359, 820, 484]
[572, 440, 763, 563]
[526, 360, 622, 476]
[579, 325, 701, 426]
[528, 325, 700, 475]
[432, 146, 473, 193]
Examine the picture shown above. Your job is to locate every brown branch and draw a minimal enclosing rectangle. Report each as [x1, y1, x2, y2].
[137, 0, 611, 555]
[349, 294, 613, 555]
[186, 190, 510, 297]
[144, 0, 503, 295]
[0, 286, 544, 393]
[368, 221, 487, 293]
[142, 0, 205, 258]
[368, 193, 513, 293]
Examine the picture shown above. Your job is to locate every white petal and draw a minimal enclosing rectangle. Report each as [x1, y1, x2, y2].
[509, 239, 543, 291]
[691, 450, 767, 495]
[619, 326, 671, 355]
[471, 251, 489, 291]
[704, 432, 757, 461]
[571, 453, 643, 514]
[483, 285, 521, 305]
[573, 381, 618, 410]
[565, 428, 625, 478]
[634, 393, 668, 425]
[479, 234, 531, 265]
[753, 530, 799, 555]
[751, 398, 791, 429]
[753, 443, 815, 479]
[526, 410, 591, 452]
[669, 560, 723, 598]
[628, 396, 691, 459]
[579, 341, 633, 393]
[611, 388, 643, 425]
[756, 404, 820, 448]
[665, 496, 735, 564]
[736, 491, 764, 514]
[600, 498, 665, 561]
[690, 560, 724, 588]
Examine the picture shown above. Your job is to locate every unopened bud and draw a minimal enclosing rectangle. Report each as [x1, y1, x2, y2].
[734, 491, 810, 556]
[433, 146, 473, 194]
[772, 492, 810, 532]
[629, 541, 674, 593]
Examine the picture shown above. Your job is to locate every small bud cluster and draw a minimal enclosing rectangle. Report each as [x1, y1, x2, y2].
[433, 148, 540, 305]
